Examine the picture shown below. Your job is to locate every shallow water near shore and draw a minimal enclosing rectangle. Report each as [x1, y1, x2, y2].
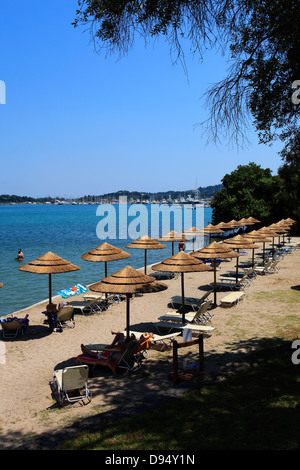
[0, 203, 213, 316]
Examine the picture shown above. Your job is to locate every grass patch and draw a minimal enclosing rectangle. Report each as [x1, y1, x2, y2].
[60, 340, 300, 450]
[251, 289, 300, 305]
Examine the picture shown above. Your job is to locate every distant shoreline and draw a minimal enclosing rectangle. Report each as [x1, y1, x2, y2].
[0, 201, 212, 206]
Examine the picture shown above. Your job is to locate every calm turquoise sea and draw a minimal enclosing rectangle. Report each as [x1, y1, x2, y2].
[0, 204, 212, 317]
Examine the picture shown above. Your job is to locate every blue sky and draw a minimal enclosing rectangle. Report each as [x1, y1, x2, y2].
[0, 0, 284, 198]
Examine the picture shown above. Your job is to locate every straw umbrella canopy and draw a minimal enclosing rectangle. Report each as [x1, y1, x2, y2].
[125, 235, 166, 274]
[89, 266, 167, 339]
[182, 227, 207, 251]
[215, 221, 234, 230]
[18, 252, 80, 307]
[203, 224, 224, 244]
[214, 221, 234, 238]
[237, 218, 255, 232]
[268, 223, 289, 245]
[278, 219, 293, 227]
[245, 216, 261, 224]
[228, 219, 243, 228]
[279, 219, 295, 242]
[273, 222, 292, 244]
[238, 218, 254, 226]
[242, 231, 271, 265]
[81, 242, 130, 278]
[222, 235, 259, 282]
[152, 251, 212, 322]
[256, 227, 280, 252]
[284, 217, 296, 224]
[192, 241, 240, 305]
[156, 230, 190, 255]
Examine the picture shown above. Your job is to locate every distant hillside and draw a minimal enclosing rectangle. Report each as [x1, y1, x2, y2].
[0, 184, 223, 204]
[93, 184, 223, 201]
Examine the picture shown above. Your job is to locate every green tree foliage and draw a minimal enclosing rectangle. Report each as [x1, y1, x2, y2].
[73, 0, 300, 150]
[210, 162, 280, 224]
[207, 0, 300, 147]
[273, 163, 300, 232]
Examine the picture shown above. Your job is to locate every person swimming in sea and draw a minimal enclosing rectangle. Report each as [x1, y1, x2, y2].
[17, 249, 24, 261]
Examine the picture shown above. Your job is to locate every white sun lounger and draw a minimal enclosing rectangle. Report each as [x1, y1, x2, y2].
[170, 291, 212, 311]
[52, 365, 91, 407]
[158, 300, 213, 325]
[154, 321, 215, 335]
[219, 291, 245, 307]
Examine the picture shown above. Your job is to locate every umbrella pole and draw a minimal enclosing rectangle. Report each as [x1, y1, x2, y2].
[49, 273, 52, 305]
[236, 249, 239, 283]
[181, 272, 185, 323]
[126, 294, 130, 340]
[172, 242, 174, 256]
[144, 250, 147, 274]
[213, 259, 217, 306]
[105, 262, 108, 298]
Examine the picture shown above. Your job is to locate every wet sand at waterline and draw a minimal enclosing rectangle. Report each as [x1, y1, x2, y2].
[0, 239, 299, 450]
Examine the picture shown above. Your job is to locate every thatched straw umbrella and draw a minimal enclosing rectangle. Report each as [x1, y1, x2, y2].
[89, 266, 167, 339]
[156, 231, 190, 255]
[245, 216, 261, 224]
[242, 231, 271, 265]
[284, 217, 296, 224]
[125, 235, 166, 274]
[268, 224, 288, 246]
[192, 241, 240, 305]
[228, 219, 243, 228]
[215, 221, 234, 230]
[18, 252, 80, 309]
[152, 251, 212, 322]
[203, 224, 224, 244]
[81, 242, 131, 298]
[237, 218, 255, 232]
[81, 242, 130, 278]
[222, 235, 259, 282]
[214, 221, 234, 239]
[280, 219, 296, 242]
[256, 227, 280, 254]
[182, 227, 207, 251]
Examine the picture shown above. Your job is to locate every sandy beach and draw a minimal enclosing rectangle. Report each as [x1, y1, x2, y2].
[0, 239, 299, 450]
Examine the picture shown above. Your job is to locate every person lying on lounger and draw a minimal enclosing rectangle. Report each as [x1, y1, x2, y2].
[80, 331, 153, 365]
[80, 342, 127, 365]
[109, 329, 153, 348]
[1, 313, 29, 327]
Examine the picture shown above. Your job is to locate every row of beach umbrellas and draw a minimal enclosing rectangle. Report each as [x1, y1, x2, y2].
[17, 217, 296, 337]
